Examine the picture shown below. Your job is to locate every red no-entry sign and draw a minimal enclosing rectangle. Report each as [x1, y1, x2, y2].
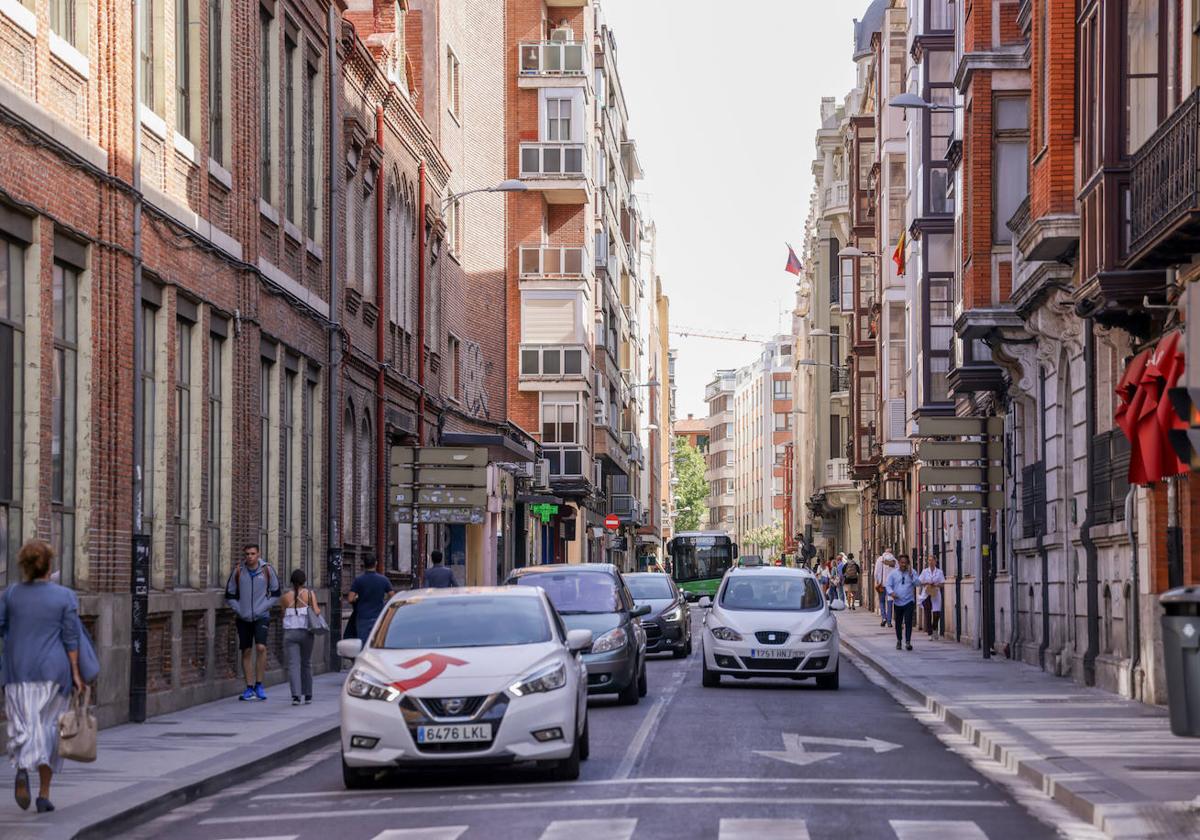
[604, 514, 620, 531]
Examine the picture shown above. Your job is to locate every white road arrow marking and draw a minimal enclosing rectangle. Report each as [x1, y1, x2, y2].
[754, 733, 901, 767]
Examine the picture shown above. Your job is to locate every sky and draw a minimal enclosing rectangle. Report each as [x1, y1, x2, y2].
[598, 0, 860, 420]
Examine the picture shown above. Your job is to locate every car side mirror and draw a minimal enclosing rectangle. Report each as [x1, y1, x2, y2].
[698, 596, 713, 609]
[337, 638, 364, 659]
[830, 599, 848, 611]
[682, 590, 698, 602]
[566, 629, 593, 652]
[632, 604, 651, 618]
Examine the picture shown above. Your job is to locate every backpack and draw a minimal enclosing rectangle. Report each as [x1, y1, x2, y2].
[229, 563, 280, 602]
[843, 561, 860, 579]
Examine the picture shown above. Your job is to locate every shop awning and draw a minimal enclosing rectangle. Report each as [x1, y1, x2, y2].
[1115, 331, 1187, 484]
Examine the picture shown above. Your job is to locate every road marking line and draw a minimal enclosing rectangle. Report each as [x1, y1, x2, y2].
[890, 819, 989, 840]
[537, 819, 637, 840]
[369, 829, 468, 840]
[212, 836, 299, 840]
[612, 664, 689, 780]
[719, 818, 810, 840]
[251, 777, 981, 801]
[201, 796, 1009, 825]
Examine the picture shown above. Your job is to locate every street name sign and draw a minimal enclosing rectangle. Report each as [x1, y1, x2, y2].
[919, 491, 1004, 510]
[876, 499, 905, 516]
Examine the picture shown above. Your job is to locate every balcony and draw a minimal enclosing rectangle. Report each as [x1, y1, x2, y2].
[519, 245, 589, 281]
[825, 458, 852, 487]
[1128, 88, 1200, 269]
[824, 180, 849, 214]
[622, 430, 643, 464]
[829, 365, 851, 396]
[519, 142, 590, 204]
[518, 41, 587, 81]
[545, 446, 587, 478]
[519, 344, 588, 382]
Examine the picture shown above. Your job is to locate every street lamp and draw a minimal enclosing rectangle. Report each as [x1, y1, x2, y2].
[440, 179, 527, 212]
[888, 92, 962, 113]
[796, 358, 834, 368]
[630, 380, 661, 388]
[839, 245, 880, 258]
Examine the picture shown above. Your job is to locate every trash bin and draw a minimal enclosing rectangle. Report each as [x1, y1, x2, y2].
[1160, 586, 1200, 737]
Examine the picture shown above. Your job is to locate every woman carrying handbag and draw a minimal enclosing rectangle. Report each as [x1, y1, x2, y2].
[0, 540, 86, 813]
[279, 569, 323, 706]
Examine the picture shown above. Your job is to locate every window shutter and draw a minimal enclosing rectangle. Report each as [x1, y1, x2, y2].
[521, 297, 575, 344]
[1090, 435, 1112, 525]
[1021, 462, 1037, 538]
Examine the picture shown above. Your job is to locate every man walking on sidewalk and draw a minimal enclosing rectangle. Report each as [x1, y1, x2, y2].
[225, 544, 281, 701]
[918, 555, 946, 640]
[886, 553, 918, 651]
[424, 550, 458, 588]
[348, 554, 394, 640]
[874, 547, 897, 627]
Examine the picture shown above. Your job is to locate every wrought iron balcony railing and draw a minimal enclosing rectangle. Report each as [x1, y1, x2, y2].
[1129, 87, 1200, 264]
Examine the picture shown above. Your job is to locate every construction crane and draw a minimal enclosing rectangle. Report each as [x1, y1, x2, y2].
[669, 325, 774, 344]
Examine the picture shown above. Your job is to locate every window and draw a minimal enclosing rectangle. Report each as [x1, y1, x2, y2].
[1124, 0, 1161, 154]
[830, 413, 842, 457]
[362, 172, 376, 298]
[0, 238, 25, 584]
[928, 0, 953, 32]
[260, 7, 274, 204]
[141, 0, 158, 108]
[342, 404, 354, 544]
[888, 161, 906, 245]
[772, 379, 792, 400]
[175, 318, 192, 586]
[140, 303, 158, 535]
[206, 332, 224, 586]
[357, 412, 371, 546]
[51, 0, 77, 47]
[176, 0, 191, 136]
[542, 397, 579, 444]
[284, 28, 298, 222]
[888, 29, 906, 99]
[304, 59, 318, 239]
[345, 172, 357, 285]
[929, 355, 950, 403]
[993, 96, 1029, 244]
[774, 413, 792, 431]
[301, 376, 315, 579]
[51, 263, 78, 586]
[447, 334, 460, 400]
[446, 47, 461, 118]
[446, 197, 461, 257]
[208, 0, 224, 163]
[547, 97, 571, 141]
[259, 357, 273, 551]
[1038, 0, 1049, 149]
[280, 369, 295, 574]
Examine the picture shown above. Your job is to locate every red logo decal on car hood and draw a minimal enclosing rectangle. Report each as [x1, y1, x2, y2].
[388, 653, 468, 691]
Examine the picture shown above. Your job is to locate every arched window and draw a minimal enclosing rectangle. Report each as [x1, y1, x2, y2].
[358, 411, 372, 547]
[386, 183, 398, 325]
[362, 177, 376, 301]
[342, 403, 354, 545]
[345, 172, 358, 287]
[401, 184, 414, 339]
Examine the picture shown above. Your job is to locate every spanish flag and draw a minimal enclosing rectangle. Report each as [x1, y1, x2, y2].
[892, 229, 907, 276]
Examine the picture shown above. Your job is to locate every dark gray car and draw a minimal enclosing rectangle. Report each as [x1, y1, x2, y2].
[625, 573, 691, 658]
[506, 564, 649, 705]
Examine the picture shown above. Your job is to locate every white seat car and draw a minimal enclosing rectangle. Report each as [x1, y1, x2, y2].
[699, 566, 845, 689]
[337, 586, 592, 788]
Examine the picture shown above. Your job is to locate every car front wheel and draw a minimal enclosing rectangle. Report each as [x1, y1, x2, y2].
[550, 729, 582, 781]
[637, 661, 648, 697]
[816, 662, 840, 690]
[342, 755, 374, 790]
[579, 714, 590, 761]
[701, 657, 720, 688]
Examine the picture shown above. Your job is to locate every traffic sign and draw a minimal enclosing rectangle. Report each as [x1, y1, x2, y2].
[919, 491, 1004, 510]
[918, 441, 1003, 462]
[604, 514, 620, 530]
[916, 416, 1003, 437]
[918, 465, 1003, 486]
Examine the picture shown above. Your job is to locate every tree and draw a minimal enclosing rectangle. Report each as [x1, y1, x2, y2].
[743, 520, 784, 558]
[672, 439, 709, 532]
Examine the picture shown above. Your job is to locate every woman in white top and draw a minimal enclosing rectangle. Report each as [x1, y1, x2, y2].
[279, 569, 321, 705]
[917, 556, 947, 640]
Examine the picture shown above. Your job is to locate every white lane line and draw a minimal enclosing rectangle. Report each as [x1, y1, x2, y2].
[213, 836, 299, 840]
[369, 829, 468, 840]
[201, 796, 1009, 826]
[719, 818, 810, 840]
[251, 777, 981, 801]
[537, 819, 637, 840]
[890, 820, 989, 840]
[612, 663, 689, 780]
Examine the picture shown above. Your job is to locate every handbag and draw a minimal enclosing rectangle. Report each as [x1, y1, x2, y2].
[306, 596, 330, 635]
[58, 685, 97, 763]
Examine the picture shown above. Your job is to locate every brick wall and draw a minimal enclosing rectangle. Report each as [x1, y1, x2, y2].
[1028, 0, 1076, 219]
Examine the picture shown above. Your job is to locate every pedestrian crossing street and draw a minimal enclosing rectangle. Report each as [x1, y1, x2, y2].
[217, 817, 994, 840]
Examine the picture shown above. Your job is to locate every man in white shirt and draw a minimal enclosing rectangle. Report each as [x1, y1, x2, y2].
[918, 555, 947, 640]
[873, 547, 897, 627]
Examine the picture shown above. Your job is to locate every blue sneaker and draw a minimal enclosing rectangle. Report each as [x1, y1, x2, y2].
[254, 683, 267, 701]
[239, 686, 255, 702]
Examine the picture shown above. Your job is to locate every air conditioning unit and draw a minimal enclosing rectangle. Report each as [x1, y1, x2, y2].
[592, 460, 604, 490]
[639, 508, 650, 526]
[550, 26, 574, 42]
[534, 458, 551, 490]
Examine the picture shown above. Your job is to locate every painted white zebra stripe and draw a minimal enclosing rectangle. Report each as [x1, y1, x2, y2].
[890, 819, 990, 840]
[537, 819, 637, 840]
[367, 829, 468, 840]
[719, 818, 811, 839]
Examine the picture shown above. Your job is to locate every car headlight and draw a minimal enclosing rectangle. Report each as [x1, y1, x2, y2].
[802, 629, 834, 643]
[346, 668, 401, 702]
[508, 662, 566, 697]
[710, 626, 743, 641]
[591, 626, 628, 654]
[661, 606, 683, 622]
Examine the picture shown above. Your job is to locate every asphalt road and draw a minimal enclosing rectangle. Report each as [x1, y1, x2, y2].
[128, 617, 1079, 840]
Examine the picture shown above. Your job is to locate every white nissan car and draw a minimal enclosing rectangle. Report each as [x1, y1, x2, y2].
[699, 566, 845, 689]
[337, 586, 592, 788]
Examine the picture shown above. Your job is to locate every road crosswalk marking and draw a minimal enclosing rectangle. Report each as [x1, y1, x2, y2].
[537, 819, 637, 840]
[367, 829, 469, 840]
[890, 820, 989, 840]
[719, 818, 812, 839]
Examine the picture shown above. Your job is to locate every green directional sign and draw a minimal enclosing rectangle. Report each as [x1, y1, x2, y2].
[530, 503, 559, 523]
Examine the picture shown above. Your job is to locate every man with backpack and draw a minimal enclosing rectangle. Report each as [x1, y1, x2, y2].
[224, 543, 282, 701]
[840, 552, 861, 610]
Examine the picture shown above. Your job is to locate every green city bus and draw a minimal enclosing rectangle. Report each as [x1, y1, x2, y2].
[666, 531, 738, 600]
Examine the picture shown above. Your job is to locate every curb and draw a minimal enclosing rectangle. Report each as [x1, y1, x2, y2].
[70, 723, 340, 840]
[840, 633, 1199, 840]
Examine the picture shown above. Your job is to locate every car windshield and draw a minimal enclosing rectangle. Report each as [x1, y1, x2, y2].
[626, 576, 674, 600]
[719, 576, 823, 612]
[513, 572, 621, 614]
[374, 596, 552, 648]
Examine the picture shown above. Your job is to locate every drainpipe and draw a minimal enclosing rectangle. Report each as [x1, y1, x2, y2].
[130, 0, 148, 724]
[1126, 486, 1142, 699]
[1037, 366, 1050, 671]
[374, 106, 386, 567]
[1081, 319, 1100, 686]
[415, 162, 427, 585]
[1007, 406, 1021, 658]
[325, 4, 343, 651]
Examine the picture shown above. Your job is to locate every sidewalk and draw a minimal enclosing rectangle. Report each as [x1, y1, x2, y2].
[0, 671, 344, 840]
[838, 609, 1200, 839]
